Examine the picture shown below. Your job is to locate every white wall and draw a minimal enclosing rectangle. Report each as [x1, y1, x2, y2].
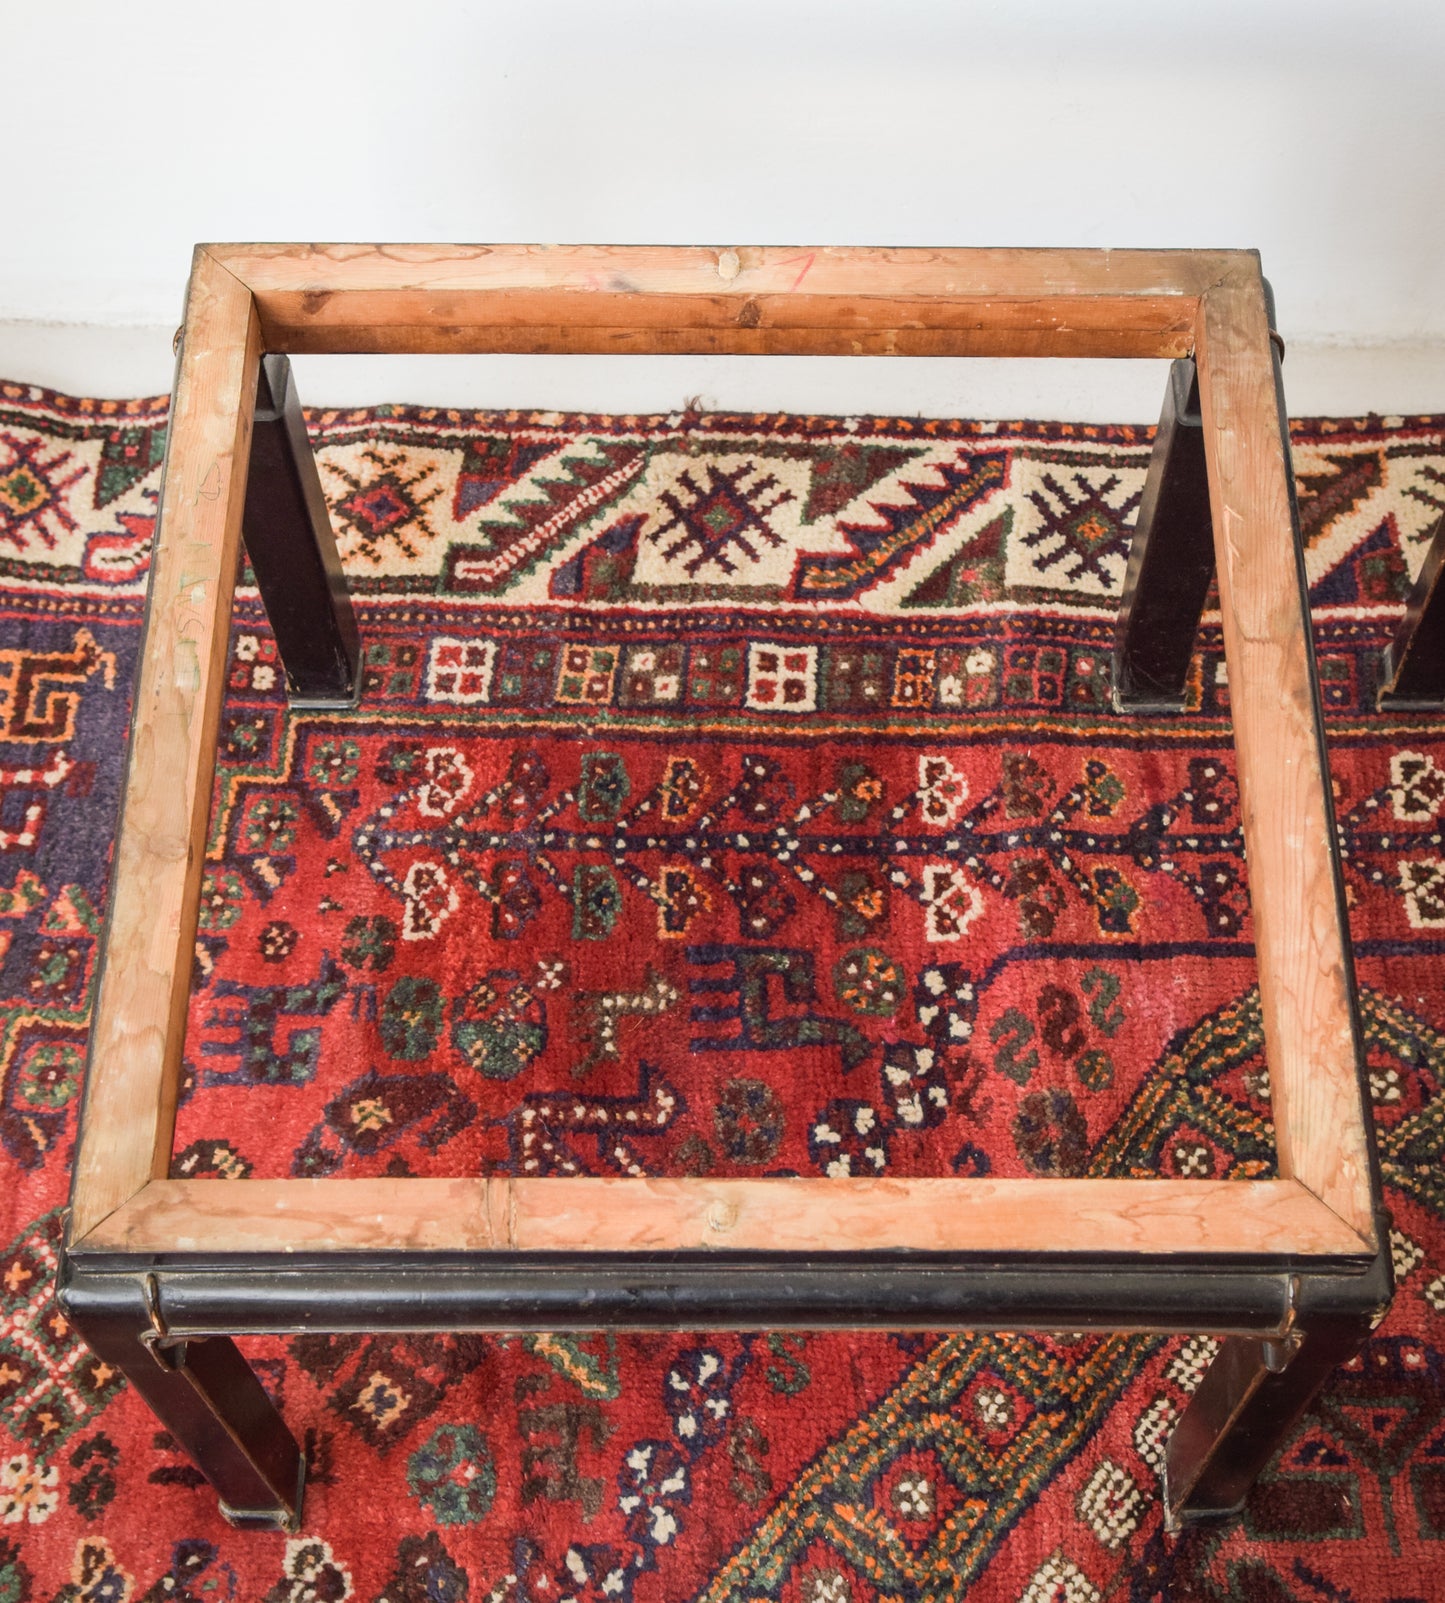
[4, 0, 1443, 417]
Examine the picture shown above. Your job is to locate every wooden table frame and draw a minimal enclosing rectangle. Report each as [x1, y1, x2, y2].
[61, 245, 1389, 1534]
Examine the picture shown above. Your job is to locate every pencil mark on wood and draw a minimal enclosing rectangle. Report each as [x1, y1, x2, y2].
[194, 460, 222, 504]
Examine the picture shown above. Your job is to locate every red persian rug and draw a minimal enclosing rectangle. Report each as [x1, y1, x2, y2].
[2, 379, 1444, 1601]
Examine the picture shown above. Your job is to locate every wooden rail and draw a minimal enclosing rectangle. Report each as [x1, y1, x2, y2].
[76, 1176, 1372, 1259]
[70, 251, 260, 1241]
[209, 243, 1243, 358]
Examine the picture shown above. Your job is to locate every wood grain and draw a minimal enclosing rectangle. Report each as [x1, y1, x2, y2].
[204, 244, 1247, 359]
[68, 251, 260, 1242]
[248, 321, 1196, 360]
[1194, 268, 1377, 1246]
[74, 1176, 1373, 1260]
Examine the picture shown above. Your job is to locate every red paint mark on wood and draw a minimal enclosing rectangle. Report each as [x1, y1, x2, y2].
[776, 253, 816, 291]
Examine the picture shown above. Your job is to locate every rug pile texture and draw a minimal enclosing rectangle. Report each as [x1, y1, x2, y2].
[2, 379, 1444, 1600]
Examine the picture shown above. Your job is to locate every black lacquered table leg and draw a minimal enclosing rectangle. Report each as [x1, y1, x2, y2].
[1164, 1251, 1389, 1529]
[1112, 358, 1214, 711]
[62, 1275, 304, 1531]
[244, 353, 360, 707]
[1379, 510, 1445, 709]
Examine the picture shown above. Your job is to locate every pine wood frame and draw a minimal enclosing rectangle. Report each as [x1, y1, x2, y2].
[61, 245, 1387, 1528]
[68, 243, 1378, 1259]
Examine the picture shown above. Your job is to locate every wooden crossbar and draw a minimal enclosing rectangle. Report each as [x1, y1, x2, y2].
[75, 1176, 1372, 1260]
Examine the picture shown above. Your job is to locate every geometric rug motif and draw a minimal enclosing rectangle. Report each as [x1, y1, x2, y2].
[697, 1331, 1146, 1600]
[2, 378, 1445, 1601]
[0, 1210, 122, 1454]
